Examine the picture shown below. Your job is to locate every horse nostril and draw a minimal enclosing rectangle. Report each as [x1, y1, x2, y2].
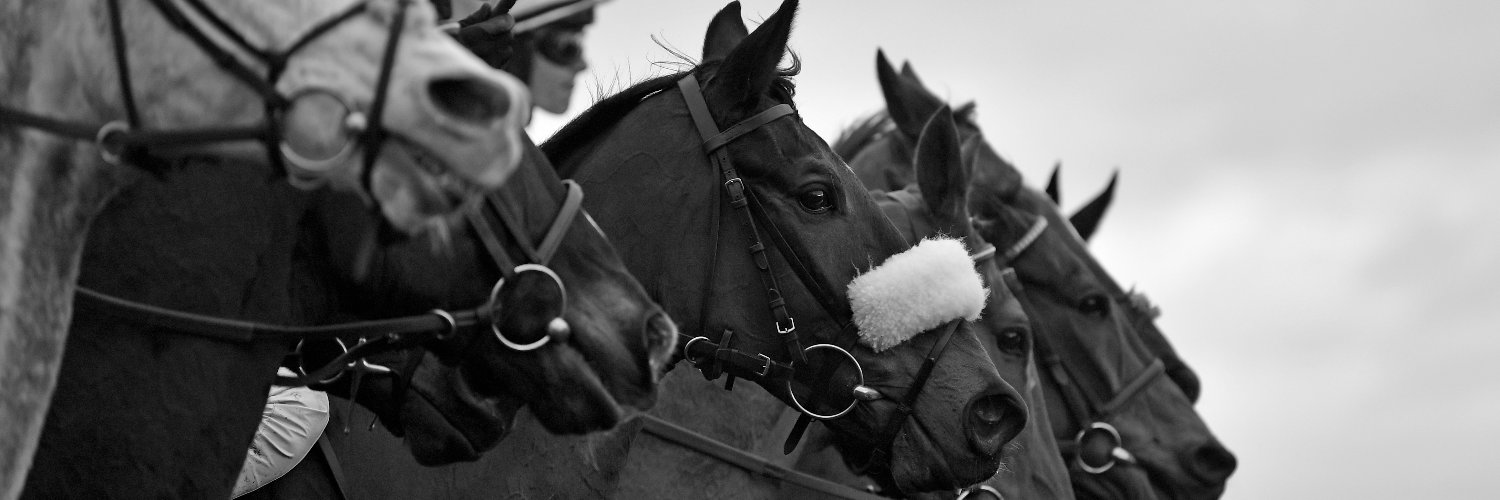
[965, 392, 1026, 457]
[642, 311, 678, 378]
[1188, 439, 1238, 484]
[427, 77, 511, 124]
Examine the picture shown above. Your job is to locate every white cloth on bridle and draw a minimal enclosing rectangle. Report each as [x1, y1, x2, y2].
[849, 237, 988, 352]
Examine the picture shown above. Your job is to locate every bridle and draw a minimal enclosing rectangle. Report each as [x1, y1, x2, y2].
[0, 0, 414, 194]
[4, 0, 593, 387]
[1000, 214, 1166, 475]
[72, 175, 587, 394]
[668, 73, 965, 469]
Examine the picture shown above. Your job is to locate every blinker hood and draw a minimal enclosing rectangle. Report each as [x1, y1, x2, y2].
[848, 237, 987, 352]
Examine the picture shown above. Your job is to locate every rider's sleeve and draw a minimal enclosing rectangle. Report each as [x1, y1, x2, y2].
[230, 368, 330, 498]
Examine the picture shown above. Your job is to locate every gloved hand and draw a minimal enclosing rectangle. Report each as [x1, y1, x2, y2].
[454, 0, 518, 69]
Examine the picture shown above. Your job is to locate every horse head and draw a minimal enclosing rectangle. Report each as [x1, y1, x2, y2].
[975, 187, 1236, 499]
[839, 52, 1234, 499]
[7, 0, 530, 234]
[855, 107, 1074, 500]
[1, 0, 528, 494]
[295, 137, 677, 465]
[1045, 167, 1202, 402]
[544, 1, 1027, 493]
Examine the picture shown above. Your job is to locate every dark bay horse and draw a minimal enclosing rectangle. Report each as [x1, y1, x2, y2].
[294, 135, 678, 460]
[326, 1, 1028, 496]
[786, 106, 1074, 500]
[841, 51, 1236, 499]
[4, 0, 543, 496]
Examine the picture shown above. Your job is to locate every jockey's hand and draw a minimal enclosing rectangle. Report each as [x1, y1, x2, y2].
[454, 0, 517, 69]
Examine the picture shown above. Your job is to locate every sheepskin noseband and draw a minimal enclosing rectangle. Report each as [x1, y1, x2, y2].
[848, 238, 987, 352]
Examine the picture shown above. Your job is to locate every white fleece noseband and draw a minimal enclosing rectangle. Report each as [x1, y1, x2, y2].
[848, 238, 987, 352]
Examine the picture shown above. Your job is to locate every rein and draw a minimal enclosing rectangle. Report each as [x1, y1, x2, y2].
[641, 245, 996, 500]
[69, 179, 588, 388]
[1002, 215, 1166, 474]
[0, 0, 409, 191]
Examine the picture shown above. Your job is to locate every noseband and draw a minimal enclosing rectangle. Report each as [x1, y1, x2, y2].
[0, 0, 412, 195]
[1001, 216, 1166, 474]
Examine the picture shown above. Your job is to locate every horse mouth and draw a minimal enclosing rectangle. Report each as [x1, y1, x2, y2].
[524, 343, 626, 434]
[371, 136, 490, 235]
[888, 420, 1002, 494]
[398, 363, 523, 465]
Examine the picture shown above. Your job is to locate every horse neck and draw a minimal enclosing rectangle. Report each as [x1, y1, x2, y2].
[21, 156, 309, 498]
[560, 91, 719, 338]
[0, 136, 125, 499]
[610, 368, 796, 499]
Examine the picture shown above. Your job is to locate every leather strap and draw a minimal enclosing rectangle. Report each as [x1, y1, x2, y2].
[677, 75, 806, 365]
[638, 414, 887, 500]
[315, 433, 351, 500]
[74, 286, 477, 344]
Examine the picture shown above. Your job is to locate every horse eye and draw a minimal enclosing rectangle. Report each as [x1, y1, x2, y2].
[797, 188, 833, 213]
[996, 327, 1028, 356]
[1079, 294, 1111, 318]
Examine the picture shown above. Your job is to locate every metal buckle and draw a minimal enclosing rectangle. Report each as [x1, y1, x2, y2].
[751, 353, 773, 377]
[775, 317, 796, 335]
[724, 177, 745, 199]
[294, 337, 351, 385]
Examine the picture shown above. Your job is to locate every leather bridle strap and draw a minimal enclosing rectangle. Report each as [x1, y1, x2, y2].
[0, 0, 388, 174]
[856, 317, 962, 470]
[676, 75, 807, 365]
[638, 415, 888, 500]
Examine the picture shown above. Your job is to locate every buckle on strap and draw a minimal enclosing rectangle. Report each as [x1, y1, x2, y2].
[724, 177, 748, 207]
[776, 317, 796, 335]
[750, 352, 774, 377]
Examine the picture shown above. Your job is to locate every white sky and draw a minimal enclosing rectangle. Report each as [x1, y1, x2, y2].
[526, 1, 1500, 497]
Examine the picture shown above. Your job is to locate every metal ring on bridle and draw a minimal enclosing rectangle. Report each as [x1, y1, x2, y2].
[278, 87, 361, 187]
[1075, 421, 1133, 474]
[488, 264, 567, 351]
[95, 120, 130, 165]
[955, 485, 1003, 500]
[682, 336, 712, 365]
[294, 337, 351, 385]
[785, 343, 864, 420]
[430, 309, 458, 340]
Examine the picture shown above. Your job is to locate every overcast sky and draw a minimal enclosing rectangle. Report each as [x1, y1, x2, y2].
[526, 1, 1500, 497]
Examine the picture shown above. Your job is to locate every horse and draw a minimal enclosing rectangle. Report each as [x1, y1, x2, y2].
[2, 0, 535, 496]
[1041, 165, 1203, 404]
[324, 1, 1029, 497]
[782, 105, 1074, 500]
[842, 51, 1236, 499]
[293, 133, 679, 456]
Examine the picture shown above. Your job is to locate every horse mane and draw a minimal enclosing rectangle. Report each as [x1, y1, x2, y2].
[831, 111, 893, 161]
[831, 101, 979, 163]
[541, 55, 802, 173]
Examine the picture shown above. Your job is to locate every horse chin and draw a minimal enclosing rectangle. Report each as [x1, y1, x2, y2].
[525, 345, 626, 434]
[1073, 467, 1161, 500]
[887, 422, 1001, 494]
[396, 363, 523, 466]
[367, 140, 486, 236]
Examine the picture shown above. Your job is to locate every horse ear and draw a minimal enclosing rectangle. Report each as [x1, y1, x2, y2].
[1045, 162, 1061, 204]
[702, 2, 749, 63]
[900, 60, 925, 86]
[1069, 170, 1118, 242]
[914, 106, 968, 234]
[876, 50, 944, 141]
[704, 0, 797, 110]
